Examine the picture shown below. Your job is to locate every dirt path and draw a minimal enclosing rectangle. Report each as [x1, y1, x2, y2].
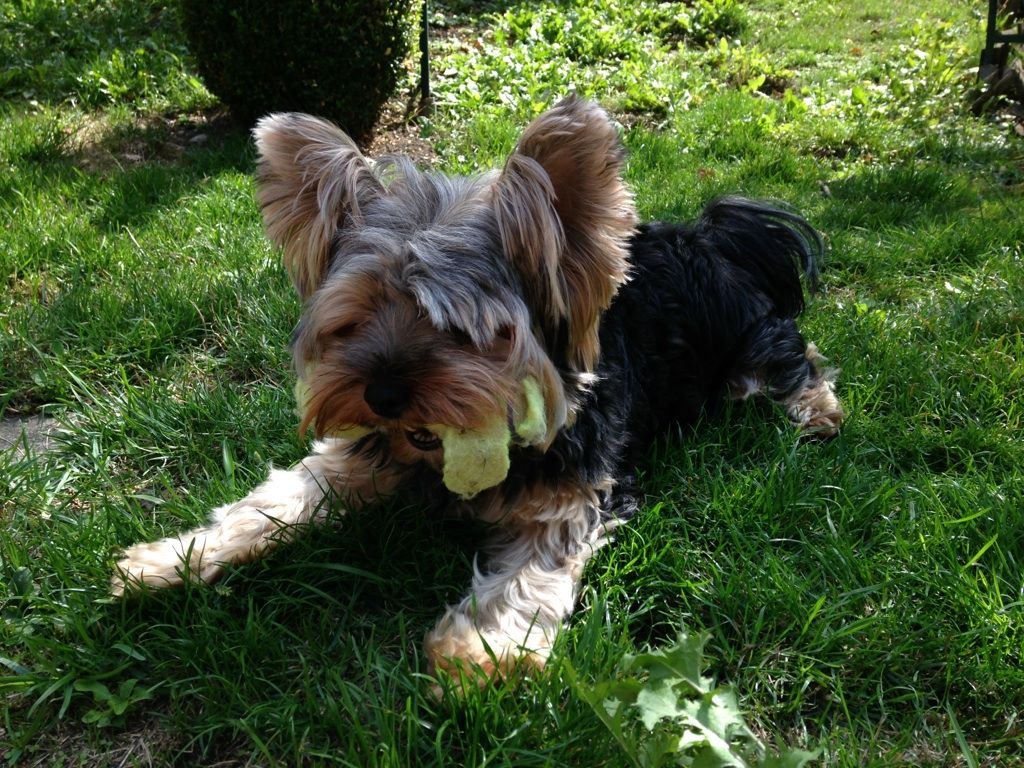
[0, 414, 58, 459]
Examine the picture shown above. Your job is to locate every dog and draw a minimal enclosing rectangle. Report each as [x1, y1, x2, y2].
[112, 96, 842, 690]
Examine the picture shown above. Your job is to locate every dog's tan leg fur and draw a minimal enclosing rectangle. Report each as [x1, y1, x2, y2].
[785, 343, 844, 437]
[111, 438, 403, 595]
[424, 482, 610, 692]
[729, 342, 844, 437]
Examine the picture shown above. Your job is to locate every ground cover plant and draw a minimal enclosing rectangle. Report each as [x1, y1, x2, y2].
[2, 0, 1023, 764]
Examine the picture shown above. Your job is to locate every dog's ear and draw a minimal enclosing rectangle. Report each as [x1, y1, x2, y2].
[494, 96, 636, 373]
[253, 113, 383, 300]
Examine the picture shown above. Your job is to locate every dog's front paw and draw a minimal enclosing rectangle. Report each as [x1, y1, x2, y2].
[111, 528, 221, 597]
[111, 501, 299, 596]
[423, 610, 550, 698]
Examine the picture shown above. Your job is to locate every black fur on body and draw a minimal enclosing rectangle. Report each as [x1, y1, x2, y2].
[492, 198, 826, 517]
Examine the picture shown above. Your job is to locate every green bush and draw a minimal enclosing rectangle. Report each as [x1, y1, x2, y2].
[178, 0, 413, 141]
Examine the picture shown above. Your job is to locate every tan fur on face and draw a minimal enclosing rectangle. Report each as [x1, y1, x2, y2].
[293, 258, 573, 444]
[295, 284, 520, 437]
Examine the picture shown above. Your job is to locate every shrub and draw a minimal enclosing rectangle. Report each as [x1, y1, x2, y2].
[178, 0, 413, 142]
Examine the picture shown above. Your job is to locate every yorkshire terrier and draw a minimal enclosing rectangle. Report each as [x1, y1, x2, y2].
[112, 96, 842, 689]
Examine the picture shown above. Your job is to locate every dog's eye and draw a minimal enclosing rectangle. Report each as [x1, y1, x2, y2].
[333, 323, 358, 339]
[406, 428, 441, 451]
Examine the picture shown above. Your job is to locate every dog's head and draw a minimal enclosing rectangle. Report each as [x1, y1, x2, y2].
[253, 96, 636, 492]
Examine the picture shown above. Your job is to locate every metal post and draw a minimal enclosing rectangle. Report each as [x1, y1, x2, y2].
[980, 0, 1024, 79]
[987, 0, 999, 52]
[420, 0, 431, 106]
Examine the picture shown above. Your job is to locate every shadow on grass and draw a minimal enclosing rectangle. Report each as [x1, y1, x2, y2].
[82, 111, 256, 232]
[1, 108, 255, 232]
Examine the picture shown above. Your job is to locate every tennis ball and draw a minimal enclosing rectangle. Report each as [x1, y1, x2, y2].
[430, 376, 548, 499]
[514, 375, 547, 445]
[428, 416, 511, 499]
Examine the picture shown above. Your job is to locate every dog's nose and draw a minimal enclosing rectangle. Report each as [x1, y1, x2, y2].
[363, 376, 412, 419]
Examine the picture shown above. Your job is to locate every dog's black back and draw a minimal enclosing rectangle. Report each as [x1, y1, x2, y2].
[507, 198, 824, 507]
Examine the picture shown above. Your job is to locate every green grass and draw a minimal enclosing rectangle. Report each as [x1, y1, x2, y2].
[3, 0, 1024, 765]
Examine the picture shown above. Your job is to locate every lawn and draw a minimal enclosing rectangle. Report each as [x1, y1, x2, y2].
[2, 0, 1023, 765]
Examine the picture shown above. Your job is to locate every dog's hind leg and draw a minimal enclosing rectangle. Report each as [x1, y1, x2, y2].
[782, 341, 844, 436]
[424, 482, 611, 694]
[727, 316, 843, 437]
[111, 438, 404, 595]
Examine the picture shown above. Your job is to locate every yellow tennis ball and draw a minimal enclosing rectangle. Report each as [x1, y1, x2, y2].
[514, 376, 547, 445]
[429, 415, 511, 499]
[430, 376, 548, 499]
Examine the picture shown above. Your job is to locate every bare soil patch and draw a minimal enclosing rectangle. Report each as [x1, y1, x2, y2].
[0, 414, 58, 459]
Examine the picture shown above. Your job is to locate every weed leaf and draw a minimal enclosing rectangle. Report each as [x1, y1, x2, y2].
[572, 629, 816, 767]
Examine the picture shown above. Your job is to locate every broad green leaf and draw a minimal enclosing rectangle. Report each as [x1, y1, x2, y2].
[570, 627, 817, 767]
[635, 677, 686, 730]
[73, 679, 111, 701]
[624, 630, 714, 694]
[638, 729, 684, 768]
